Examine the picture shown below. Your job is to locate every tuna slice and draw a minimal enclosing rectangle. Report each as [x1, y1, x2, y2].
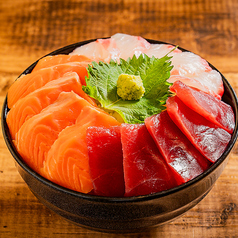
[170, 80, 235, 134]
[121, 123, 178, 197]
[7, 62, 89, 108]
[15, 92, 93, 174]
[86, 126, 125, 197]
[43, 106, 121, 194]
[6, 72, 95, 140]
[166, 96, 231, 163]
[145, 111, 211, 184]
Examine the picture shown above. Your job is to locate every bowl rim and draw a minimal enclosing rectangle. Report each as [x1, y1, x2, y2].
[2, 38, 238, 203]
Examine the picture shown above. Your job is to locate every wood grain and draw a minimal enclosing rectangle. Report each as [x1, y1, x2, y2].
[1, 0, 238, 237]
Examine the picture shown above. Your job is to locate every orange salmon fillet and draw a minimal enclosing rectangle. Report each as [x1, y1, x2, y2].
[43, 106, 121, 194]
[7, 72, 96, 140]
[8, 62, 89, 108]
[15, 92, 93, 174]
[32, 54, 91, 72]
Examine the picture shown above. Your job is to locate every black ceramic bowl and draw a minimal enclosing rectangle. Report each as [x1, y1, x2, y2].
[2, 39, 238, 233]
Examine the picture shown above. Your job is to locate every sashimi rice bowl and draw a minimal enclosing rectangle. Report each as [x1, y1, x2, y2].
[2, 33, 238, 232]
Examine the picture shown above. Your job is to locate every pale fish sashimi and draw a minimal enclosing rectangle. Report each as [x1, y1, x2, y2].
[193, 70, 224, 99]
[70, 33, 151, 62]
[168, 51, 224, 98]
[43, 105, 121, 194]
[145, 43, 182, 58]
[69, 34, 224, 99]
[170, 51, 212, 77]
[110, 33, 151, 61]
[7, 72, 95, 140]
[15, 92, 93, 174]
[70, 38, 119, 62]
[8, 62, 89, 108]
[168, 74, 223, 99]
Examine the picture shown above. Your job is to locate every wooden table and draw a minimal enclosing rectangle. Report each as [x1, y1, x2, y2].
[1, 0, 238, 237]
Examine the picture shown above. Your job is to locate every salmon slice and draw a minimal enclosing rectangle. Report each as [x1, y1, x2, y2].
[7, 72, 95, 140]
[43, 106, 121, 194]
[7, 62, 89, 108]
[32, 54, 91, 72]
[15, 92, 93, 174]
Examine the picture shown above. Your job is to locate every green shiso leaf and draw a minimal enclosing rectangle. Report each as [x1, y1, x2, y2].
[82, 54, 173, 124]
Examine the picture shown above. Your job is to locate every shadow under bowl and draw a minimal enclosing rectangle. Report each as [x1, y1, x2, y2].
[2, 39, 238, 233]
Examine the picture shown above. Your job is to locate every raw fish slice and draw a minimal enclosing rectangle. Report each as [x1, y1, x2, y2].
[32, 54, 91, 72]
[43, 106, 121, 194]
[15, 92, 92, 174]
[168, 75, 221, 99]
[145, 43, 182, 59]
[168, 69, 224, 99]
[6, 72, 95, 140]
[166, 96, 231, 163]
[145, 111, 211, 184]
[8, 68, 59, 108]
[121, 123, 178, 196]
[70, 33, 151, 62]
[193, 70, 224, 99]
[87, 126, 124, 197]
[96, 38, 120, 62]
[7, 62, 89, 108]
[170, 52, 224, 99]
[111, 33, 151, 61]
[170, 81, 235, 134]
[171, 52, 212, 77]
[44, 118, 92, 193]
[70, 41, 102, 60]
[70, 38, 119, 62]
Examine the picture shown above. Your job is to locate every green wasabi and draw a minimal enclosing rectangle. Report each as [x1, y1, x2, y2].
[117, 74, 145, 100]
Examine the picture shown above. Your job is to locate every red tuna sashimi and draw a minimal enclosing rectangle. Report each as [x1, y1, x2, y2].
[43, 106, 121, 194]
[121, 123, 178, 196]
[166, 96, 231, 163]
[145, 111, 211, 184]
[170, 80, 235, 134]
[32, 54, 91, 72]
[7, 62, 89, 108]
[7, 72, 95, 140]
[87, 126, 125, 197]
[15, 92, 92, 174]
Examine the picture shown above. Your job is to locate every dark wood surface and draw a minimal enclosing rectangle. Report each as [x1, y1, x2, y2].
[0, 0, 238, 237]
